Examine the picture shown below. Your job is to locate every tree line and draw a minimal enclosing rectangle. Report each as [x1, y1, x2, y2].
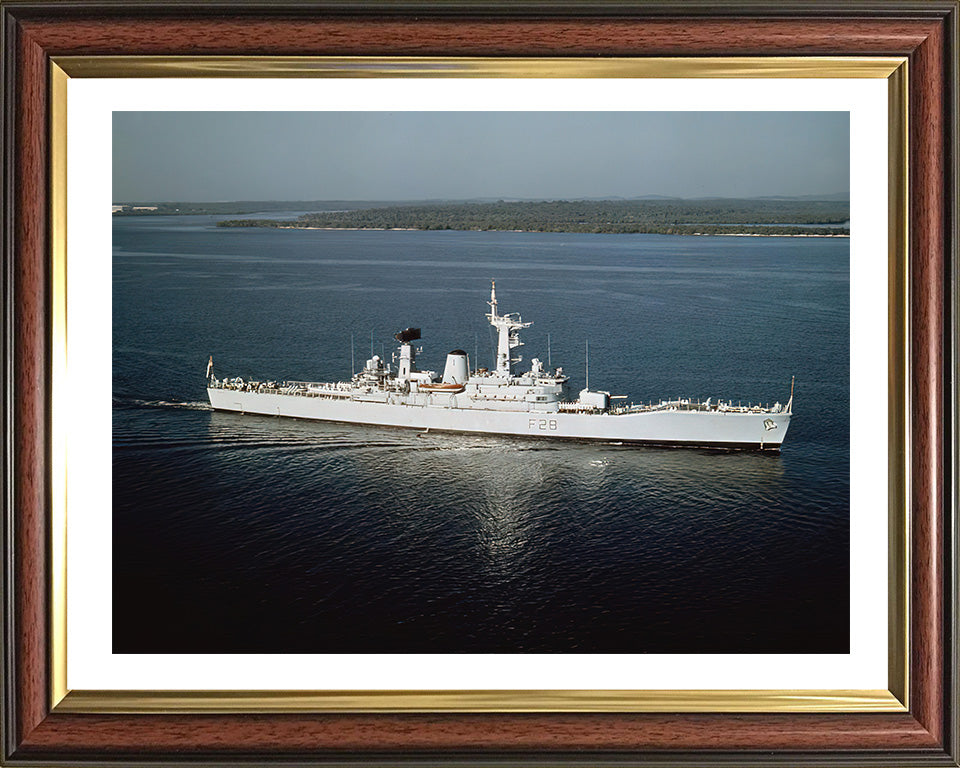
[217, 198, 850, 236]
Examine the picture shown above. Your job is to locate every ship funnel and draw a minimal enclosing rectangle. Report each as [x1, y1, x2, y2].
[442, 350, 469, 384]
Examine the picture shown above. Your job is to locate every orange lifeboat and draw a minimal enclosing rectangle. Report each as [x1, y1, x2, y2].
[419, 382, 465, 393]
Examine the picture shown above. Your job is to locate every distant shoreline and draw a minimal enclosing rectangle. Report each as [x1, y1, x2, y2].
[214, 198, 850, 238]
[693, 232, 849, 238]
[269, 225, 849, 238]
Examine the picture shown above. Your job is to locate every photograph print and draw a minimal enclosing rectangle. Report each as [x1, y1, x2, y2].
[112, 110, 850, 654]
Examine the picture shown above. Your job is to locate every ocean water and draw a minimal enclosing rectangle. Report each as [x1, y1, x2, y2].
[113, 215, 849, 653]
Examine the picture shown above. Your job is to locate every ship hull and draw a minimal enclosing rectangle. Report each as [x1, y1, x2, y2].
[208, 388, 790, 450]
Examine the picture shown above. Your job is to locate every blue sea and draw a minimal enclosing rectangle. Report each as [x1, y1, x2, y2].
[113, 215, 849, 653]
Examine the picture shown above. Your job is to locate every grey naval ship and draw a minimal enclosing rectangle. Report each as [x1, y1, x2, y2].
[207, 282, 793, 451]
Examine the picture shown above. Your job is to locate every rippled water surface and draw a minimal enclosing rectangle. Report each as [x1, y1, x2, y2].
[113, 216, 849, 653]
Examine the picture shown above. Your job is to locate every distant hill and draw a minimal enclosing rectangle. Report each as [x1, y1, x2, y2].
[215, 198, 850, 236]
[755, 192, 849, 202]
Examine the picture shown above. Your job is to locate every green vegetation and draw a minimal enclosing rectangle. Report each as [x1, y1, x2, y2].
[216, 199, 850, 236]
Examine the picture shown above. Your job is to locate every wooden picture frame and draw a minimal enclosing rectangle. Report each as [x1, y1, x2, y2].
[2, 2, 957, 765]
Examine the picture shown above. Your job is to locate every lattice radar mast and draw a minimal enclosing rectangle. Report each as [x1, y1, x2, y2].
[486, 280, 531, 377]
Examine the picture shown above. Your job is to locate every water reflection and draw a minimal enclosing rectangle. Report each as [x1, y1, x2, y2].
[202, 411, 790, 573]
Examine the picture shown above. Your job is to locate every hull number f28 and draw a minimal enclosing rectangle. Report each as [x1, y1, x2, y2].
[529, 419, 558, 431]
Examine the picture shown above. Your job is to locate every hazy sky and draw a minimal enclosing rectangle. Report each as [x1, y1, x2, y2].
[113, 111, 849, 201]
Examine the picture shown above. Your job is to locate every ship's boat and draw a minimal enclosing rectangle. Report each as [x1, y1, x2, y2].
[207, 281, 793, 451]
[418, 383, 466, 393]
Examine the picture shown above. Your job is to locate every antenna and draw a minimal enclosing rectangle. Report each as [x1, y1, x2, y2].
[351, 333, 355, 376]
[474, 333, 479, 374]
[547, 333, 552, 368]
[585, 339, 590, 390]
[370, 330, 374, 358]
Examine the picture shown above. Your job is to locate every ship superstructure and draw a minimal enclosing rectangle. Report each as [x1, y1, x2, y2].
[207, 282, 793, 450]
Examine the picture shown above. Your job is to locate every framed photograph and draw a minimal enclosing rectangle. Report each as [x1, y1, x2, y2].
[2, 2, 957, 766]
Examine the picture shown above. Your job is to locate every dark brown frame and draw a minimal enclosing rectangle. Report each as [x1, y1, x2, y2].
[2, 2, 957, 765]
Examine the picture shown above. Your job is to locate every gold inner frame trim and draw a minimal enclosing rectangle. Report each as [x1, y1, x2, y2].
[886, 60, 910, 709]
[50, 61, 69, 710]
[53, 55, 905, 79]
[56, 688, 903, 714]
[49, 55, 909, 715]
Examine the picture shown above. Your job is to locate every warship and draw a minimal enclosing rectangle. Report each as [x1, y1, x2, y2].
[207, 282, 793, 450]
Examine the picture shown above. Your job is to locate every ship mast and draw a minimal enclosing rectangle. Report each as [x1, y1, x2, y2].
[486, 280, 531, 378]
